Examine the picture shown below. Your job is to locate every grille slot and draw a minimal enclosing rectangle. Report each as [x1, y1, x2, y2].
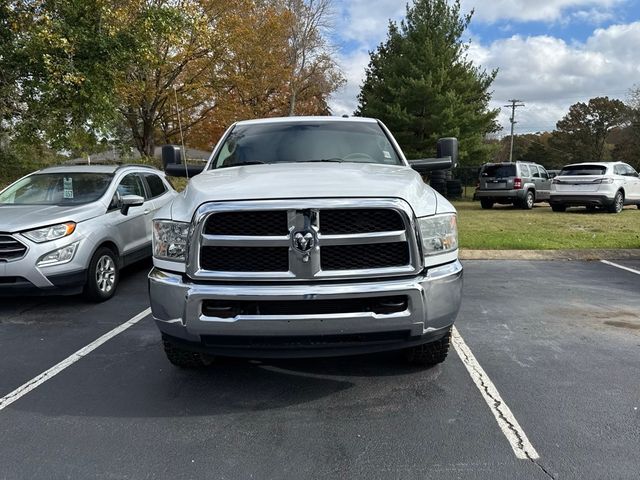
[202, 295, 408, 317]
[320, 209, 404, 234]
[0, 235, 27, 261]
[204, 211, 288, 236]
[321, 242, 409, 270]
[200, 246, 289, 272]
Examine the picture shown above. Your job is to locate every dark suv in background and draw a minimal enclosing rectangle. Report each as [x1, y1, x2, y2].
[474, 162, 551, 209]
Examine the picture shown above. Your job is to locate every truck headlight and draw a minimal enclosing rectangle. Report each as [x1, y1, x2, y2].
[22, 222, 76, 243]
[418, 214, 458, 256]
[153, 220, 189, 262]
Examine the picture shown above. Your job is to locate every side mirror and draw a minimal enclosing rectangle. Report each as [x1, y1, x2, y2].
[120, 195, 144, 215]
[437, 138, 458, 168]
[162, 144, 205, 177]
[409, 137, 459, 174]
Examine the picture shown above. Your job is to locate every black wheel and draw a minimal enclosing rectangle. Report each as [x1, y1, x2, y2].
[404, 329, 451, 367]
[480, 199, 494, 209]
[551, 204, 566, 212]
[521, 190, 535, 210]
[84, 247, 119, 302]
[163, 341, 214, 368]
[637, 204, 640, 209]
[607, 191, 624, 213]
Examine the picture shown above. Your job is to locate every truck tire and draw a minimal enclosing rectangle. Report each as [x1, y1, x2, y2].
[551, 203, 566, 212]
[446, 180, 463, 199]
[480, 199, 494, 209]
[84, 247, 119, 302]
[163, 341, 214, 368]
[404, 329, 451, 367]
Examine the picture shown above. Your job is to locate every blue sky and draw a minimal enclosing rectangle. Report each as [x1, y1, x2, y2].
[328, 0, 640, 134]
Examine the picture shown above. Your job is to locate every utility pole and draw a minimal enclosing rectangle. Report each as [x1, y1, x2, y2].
[503, 99, 525, 162]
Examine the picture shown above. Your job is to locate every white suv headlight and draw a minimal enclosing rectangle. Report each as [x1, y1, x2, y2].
[22, 222, 76, 243]
[418, 214, 458, 256]
[153, 220, 190, 262]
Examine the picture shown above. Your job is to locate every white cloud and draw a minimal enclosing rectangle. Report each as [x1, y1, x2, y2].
[468, 22, 640, 133]
[330, 49, 371, 116]
[329, 14, 640, 133]
[334, 0, 405, 45]
[459, 0, 624, 23]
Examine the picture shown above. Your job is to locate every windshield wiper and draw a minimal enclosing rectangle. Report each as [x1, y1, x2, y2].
[298, 158, 344, 163]
[220, 161, 266, 168]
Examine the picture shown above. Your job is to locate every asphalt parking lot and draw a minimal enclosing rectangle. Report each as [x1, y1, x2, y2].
[1, 259, 639, 480]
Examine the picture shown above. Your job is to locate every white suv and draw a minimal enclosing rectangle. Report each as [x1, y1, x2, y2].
[549, 162, 640, 213]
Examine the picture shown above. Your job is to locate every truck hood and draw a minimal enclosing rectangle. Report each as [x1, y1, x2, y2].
[169, 162, 442, 221]
[0, 203, 103, 233]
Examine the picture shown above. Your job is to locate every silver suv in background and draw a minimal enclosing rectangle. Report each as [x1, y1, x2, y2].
[474, 161, 551, 209]
[0, 165, 176, 300]
[549, 162, 640, 213]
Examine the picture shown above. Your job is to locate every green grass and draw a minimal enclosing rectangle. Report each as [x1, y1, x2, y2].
[453, 201, 640, 250]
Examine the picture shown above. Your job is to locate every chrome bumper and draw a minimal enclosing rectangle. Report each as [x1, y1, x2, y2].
[149, 260, 463, 347]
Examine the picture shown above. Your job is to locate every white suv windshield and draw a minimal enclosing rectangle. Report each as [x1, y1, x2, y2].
[211, 121, 402, 169]
[0, 173, 113, 205]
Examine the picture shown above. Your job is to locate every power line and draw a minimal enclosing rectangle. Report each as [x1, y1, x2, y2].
[503, 99, 525, 162]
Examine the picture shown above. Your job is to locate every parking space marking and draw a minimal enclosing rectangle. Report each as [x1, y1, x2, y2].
[451, 326, 540, 460]
[0, 308, 150, 413]
[600, 260, 640, 276]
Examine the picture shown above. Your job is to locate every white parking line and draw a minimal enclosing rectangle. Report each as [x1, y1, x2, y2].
[600, 260, 640, 276]
[451, 326, 540, 460]
[0, 308, 150, 412]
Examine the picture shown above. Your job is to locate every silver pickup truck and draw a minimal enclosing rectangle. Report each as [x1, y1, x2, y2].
[149, 116, 463, 367]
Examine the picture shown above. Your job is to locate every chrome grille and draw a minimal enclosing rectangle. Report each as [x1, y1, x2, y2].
[0, 235, 27, 261]
[189, 199, 421, 281]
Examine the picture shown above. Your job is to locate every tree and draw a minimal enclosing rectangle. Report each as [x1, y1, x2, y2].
[612, 87, 640, 170]
[283, 0, 344, 116]
[355, 0, 499, 164]
[551, 96, 628, 162]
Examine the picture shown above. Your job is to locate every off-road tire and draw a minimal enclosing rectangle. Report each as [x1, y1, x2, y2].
[84, 247, 119, 302]
[521, 190, 535, 210]
[480, 199, 494, 209]
[607, 191, 624, 213]
[163, 341, 214, 368]
[551, 204, 566, 212]
[404, 328, 452, 367]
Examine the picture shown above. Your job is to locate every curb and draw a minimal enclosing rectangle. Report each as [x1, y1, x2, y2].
[459, 249, 640, 261]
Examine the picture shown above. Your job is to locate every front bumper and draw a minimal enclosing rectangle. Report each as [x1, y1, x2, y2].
[0, 232, 94, 295]
[148, 260, 463, 358]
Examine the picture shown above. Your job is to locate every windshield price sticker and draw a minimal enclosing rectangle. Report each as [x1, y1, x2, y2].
[63, 177, 74, 199]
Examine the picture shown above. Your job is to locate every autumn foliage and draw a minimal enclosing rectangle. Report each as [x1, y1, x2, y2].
[1, 0, 344, 156]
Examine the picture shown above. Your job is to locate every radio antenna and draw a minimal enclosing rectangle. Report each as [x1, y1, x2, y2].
[173, 86, 189, 179]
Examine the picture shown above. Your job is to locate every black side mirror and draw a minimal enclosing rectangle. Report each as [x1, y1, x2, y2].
[162, 144, 205, 177]
[437, 138, 458, 168]
[409, 137, 458, 174]
[120, 195, 144, 215]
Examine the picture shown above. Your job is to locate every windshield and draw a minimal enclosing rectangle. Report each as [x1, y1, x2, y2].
[0, 173, 113, 205]
[481, 164, 516, 177]
[211, 121, 402, 169]
[560, 165, 607, 176]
